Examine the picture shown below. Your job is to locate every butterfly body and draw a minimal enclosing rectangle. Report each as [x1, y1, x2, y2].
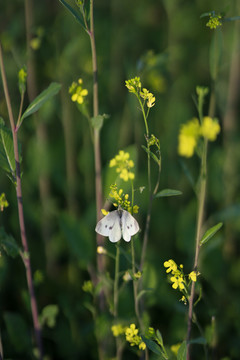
[95, 209, 139, 243]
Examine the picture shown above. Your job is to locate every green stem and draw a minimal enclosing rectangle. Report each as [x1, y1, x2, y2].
[113, 242, 120, 318]
[0, 42, 43, 360]
[186, 138, 208, 359]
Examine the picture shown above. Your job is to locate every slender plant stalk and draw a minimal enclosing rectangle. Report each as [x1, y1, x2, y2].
[186, 138, 207, 360]
[88, 0, 105, 282]
[0, 43, 43, 359]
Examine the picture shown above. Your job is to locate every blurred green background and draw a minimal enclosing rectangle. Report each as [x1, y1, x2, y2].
[1, 0, 240, 359]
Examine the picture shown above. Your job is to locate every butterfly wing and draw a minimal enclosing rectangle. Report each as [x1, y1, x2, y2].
[121, 210, 139, 242]
[95, 210, 122, 243]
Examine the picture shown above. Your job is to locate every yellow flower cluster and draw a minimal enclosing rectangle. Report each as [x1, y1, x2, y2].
[125, 324, 146, 350]
[125, 77, 141, 94]
[164, 259, 185, 290]
[0, 193, 9, 212]
[140, 88, 156, 108]
[206, 14, 222, 29]
[108, 184, 139, 213]
[109, 150, 135, 182]
[164, 259, 200, 293]
[178, 116, 220, 158]
[111, 324, 127, 337]
[69, 78, 88, 104]
[125, 77, 156, 108]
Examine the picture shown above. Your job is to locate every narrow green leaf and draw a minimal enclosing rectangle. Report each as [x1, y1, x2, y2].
[58, 0, 86, 30]
[0, 118, 15, 175]
[177, 341, 187, 360]
[141, 336, 163, 357]
[200, 222, 223, 246]
[155, 189, 182, 198]
[156, 329, 163, 347]
[19, 82, 62, 126]
[142, 145, 160, 165]
[0, 227, 20, 258]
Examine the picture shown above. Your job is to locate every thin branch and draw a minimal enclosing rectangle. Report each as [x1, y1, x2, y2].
[0, 42, 43, 360]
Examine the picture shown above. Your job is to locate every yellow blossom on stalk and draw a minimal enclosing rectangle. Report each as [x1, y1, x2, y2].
[0, 193, 9, 211]
[201, 116, 220, 141]
[125, 324, 146, 350]
[170, 274, 185, 290]
[189, 271, 200, 282]
[69, 78, 88, 104]
[180, 295, 187, 305]
[101, 209, 109, 216]
[111, 324, 127, 337]
[164, 259, 178, 273]
[206, 14, 222, 29]
[109, 184, 131, 210]
[178, 118, 200, 158]
[109, 150, 135, 182]
[127, 205, 139, 214]
[140, 88, 155, 108]
[125, 77, 141, 94]
[147, 93, 155, 108]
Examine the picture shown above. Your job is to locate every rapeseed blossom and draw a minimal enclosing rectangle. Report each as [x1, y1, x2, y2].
[69, 78, 88, 104]
[178, 118, 200, 158]
[111, 324, 127, 337]
[206, 14, 222, 29]
[109, 150, 135, 182]
[201, 116, 220, 141]
[178, 116, 221, 158]
[125, 324, 146, 350]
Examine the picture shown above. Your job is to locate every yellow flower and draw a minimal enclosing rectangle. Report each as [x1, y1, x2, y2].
[147, 93, 155, 108]
[139, 342, 146, 350]
[164, 259, 178, 273]
[201, 116, 220, 141]
[125, 77, 141, 94]
[206, 14, 222, 30]
[178, 118, 200, 158]
[189, 271, 200, 282]
[0, 193, 9, 211]
[109, 150, 135, 182]
[171, 343, 181, 356]
[111, 324, 126, 337]
[170, 274, 185, 290]
[69, 78, 88, 104]
[125, 324, 145, 350]
[101, 209, 109, 216]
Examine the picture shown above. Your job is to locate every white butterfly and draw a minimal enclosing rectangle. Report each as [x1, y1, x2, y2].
[95, 208, 139, 243]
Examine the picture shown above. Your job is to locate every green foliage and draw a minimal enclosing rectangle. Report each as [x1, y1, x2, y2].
[0, 227, 20, 258]
[200, 222, 223, 246]
[18, 82, 62, 129]
[0, 118, 16, 180]
[4, 312, 32, 353]
[39, 304, 59, 328]
[177, 341, 187, 360]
